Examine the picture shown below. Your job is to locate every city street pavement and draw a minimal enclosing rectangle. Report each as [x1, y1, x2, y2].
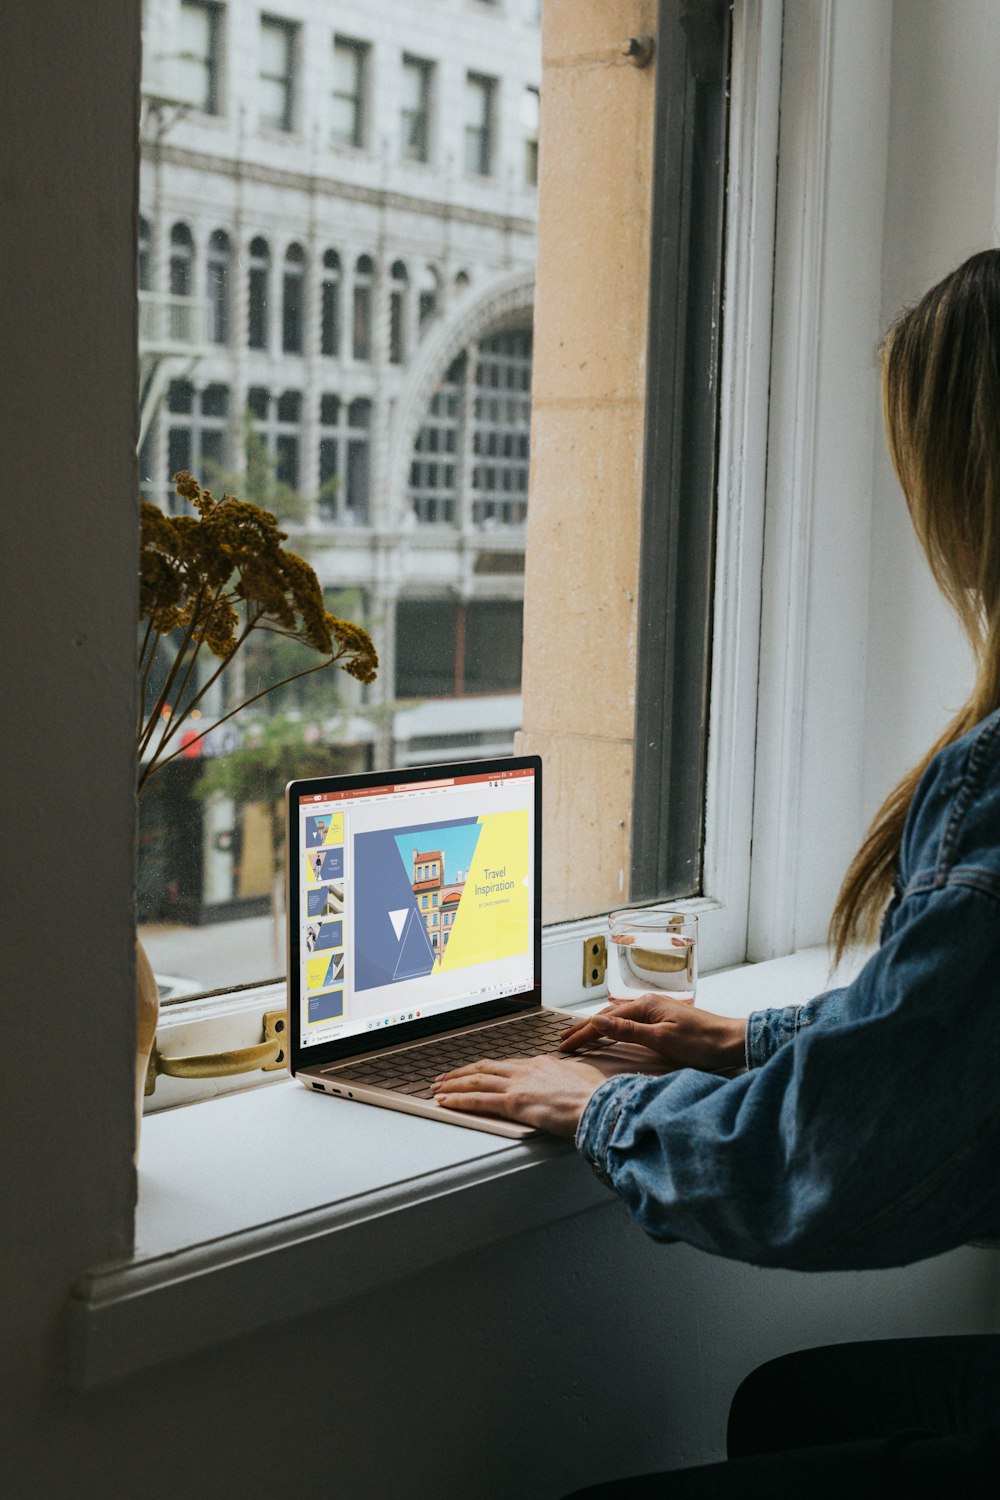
[139, 913, 284, 992]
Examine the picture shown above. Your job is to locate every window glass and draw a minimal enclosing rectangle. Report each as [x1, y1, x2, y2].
[206, 229, 231, 344]
[401, 56, 432, 162]
[282, 243, 305, 354]
[523, 85, 540, 185]
[260, 16, 296, 131]
[176, 1, 221, 114]
[248, 237, 270, 349]
[320, 250, 341, 356]
[136, 1, 603, 995]
[352, 254, 373, 361]
[464, 73, 495, 175]
[331, 38, 367, 147]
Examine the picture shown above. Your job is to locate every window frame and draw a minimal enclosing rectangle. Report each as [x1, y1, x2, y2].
[176, 0, 223, 116]
[259, 14, 298, 134]
[401, 53, 433, 164]
[331, 35, 370, 150]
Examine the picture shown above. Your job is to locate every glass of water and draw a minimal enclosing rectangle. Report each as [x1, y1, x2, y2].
[607, 908, 698, 1002]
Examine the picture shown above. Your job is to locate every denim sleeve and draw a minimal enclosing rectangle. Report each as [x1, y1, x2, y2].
[576, 883, 1000, 1270]
[744, 986, 851, 1068]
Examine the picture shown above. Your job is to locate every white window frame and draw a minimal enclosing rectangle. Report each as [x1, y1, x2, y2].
[143, 1, 784, 1110]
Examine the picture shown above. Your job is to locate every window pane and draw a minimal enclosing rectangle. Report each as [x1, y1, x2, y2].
[396, 601, 458, 697]
[177, 2, 218, 114]
[462, 602, 523, 693]
[332, 40, 365, 147]
[138, 0, 539, 995]
[260, 18, 294, 130]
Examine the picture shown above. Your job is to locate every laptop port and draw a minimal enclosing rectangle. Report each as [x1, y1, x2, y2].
[312, 1082, 325, 1092]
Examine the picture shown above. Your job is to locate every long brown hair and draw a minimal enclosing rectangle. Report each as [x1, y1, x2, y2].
[830, 249, 1000, 958]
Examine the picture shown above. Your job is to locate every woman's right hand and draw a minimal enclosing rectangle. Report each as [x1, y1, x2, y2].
[560, 994, 747, 1073]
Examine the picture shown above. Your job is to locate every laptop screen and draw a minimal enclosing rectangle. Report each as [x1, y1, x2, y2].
[286, 756, 541, 1066]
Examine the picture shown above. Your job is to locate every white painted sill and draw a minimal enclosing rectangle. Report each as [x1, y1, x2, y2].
[69, 948, 847, 1390]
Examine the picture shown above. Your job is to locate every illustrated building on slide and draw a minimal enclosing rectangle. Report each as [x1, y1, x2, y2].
[412, 847, 466, 955]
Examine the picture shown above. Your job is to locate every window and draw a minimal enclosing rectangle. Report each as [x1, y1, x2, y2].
[247, 387, 303, 493]
[275, 390, 301, 488]
[417, 264, 440, 333]
[206, 229, 230, 345]
[259, 16, 296, 132]
[318, 394, 371, 525]
[409, 331, 532, 528]
[320, 250, 341, 357]
[138, 216, 151, 291]
[166, 381, 230, 504]
[464, 73, 496, 176]
[523, 85, 540, 186]
[168, 221, 194, 340]
[352, 254, 373, 361]
[410, 356, 462, 525]
[389, 261, 408, 365]
[176, 0, 222, 115]
[471, 331, 531, 527]
[401, 55, 432, 163]
[282, 243, 305, 354]
[248, 236, 270, 350]
[331, 37, 368, 148]
[395, 599, 523, 698]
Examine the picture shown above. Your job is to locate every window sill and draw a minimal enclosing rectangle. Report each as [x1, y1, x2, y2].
[69, 948, 848, 1390]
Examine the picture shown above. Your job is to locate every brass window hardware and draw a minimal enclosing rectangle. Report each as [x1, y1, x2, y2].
[145, 1009, 288, 1096]
[582, 935, 607, 988]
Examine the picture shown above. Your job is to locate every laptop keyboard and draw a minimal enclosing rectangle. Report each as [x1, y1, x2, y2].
[323, 1011, 583, 1099]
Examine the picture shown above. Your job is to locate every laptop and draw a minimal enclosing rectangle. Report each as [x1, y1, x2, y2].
[286, 754, 658, 1138]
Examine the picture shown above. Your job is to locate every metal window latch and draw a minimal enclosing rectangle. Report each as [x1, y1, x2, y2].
[145, 1010, 288, 1096]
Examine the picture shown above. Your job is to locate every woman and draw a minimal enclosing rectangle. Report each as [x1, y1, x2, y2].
[433, 253, 1000, 1492]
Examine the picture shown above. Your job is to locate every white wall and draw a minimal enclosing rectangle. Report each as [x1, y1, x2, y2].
[2, 3, 998, 1496]
[862, 0, 1000, 816]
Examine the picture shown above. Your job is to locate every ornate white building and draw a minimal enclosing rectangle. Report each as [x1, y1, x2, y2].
[139, 0, 539, 806]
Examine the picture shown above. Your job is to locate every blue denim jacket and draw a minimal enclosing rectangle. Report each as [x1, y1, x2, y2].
[576, 709, 1000, 1269]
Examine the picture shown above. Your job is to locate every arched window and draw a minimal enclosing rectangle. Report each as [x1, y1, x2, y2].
[168, 222, 194, 340]
[282, 242, 305, 354]
[409, 354, 464, 525]
[471, 330, 532, 526]
[248, 236, 270, 350]
[138, 216, 151, 292]
[352, 254, 373, 361]
[389, 260, 408, 365]
[320, 249, 341, 357]
[418, 264, 441, 334]
[408, 327, 533, 529]
[206, 229, 230, 345]
[169, 222, 194, 296]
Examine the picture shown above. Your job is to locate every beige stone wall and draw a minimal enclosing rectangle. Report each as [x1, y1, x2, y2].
[517, 0, 657, 921]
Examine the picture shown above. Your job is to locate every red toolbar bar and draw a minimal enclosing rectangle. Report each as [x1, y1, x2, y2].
[298, 768, 534, 804]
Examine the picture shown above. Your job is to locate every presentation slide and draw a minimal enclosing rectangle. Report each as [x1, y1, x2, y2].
[353, 808, 529, 993]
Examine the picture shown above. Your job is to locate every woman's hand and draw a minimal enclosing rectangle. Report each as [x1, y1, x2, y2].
[560, 995, 747, 1073]
[432, 1054, 609, 1137]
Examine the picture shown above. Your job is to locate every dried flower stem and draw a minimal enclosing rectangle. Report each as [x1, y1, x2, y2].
[137, 652, 339, 790]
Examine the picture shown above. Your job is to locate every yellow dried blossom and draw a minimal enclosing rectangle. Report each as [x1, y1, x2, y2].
[138, 472, 378, 788]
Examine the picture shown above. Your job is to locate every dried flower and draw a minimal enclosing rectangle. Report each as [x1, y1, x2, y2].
[138, 473, 378, 789]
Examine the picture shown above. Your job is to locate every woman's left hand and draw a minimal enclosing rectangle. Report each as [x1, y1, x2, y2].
[433, 1054, 609, 1137]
